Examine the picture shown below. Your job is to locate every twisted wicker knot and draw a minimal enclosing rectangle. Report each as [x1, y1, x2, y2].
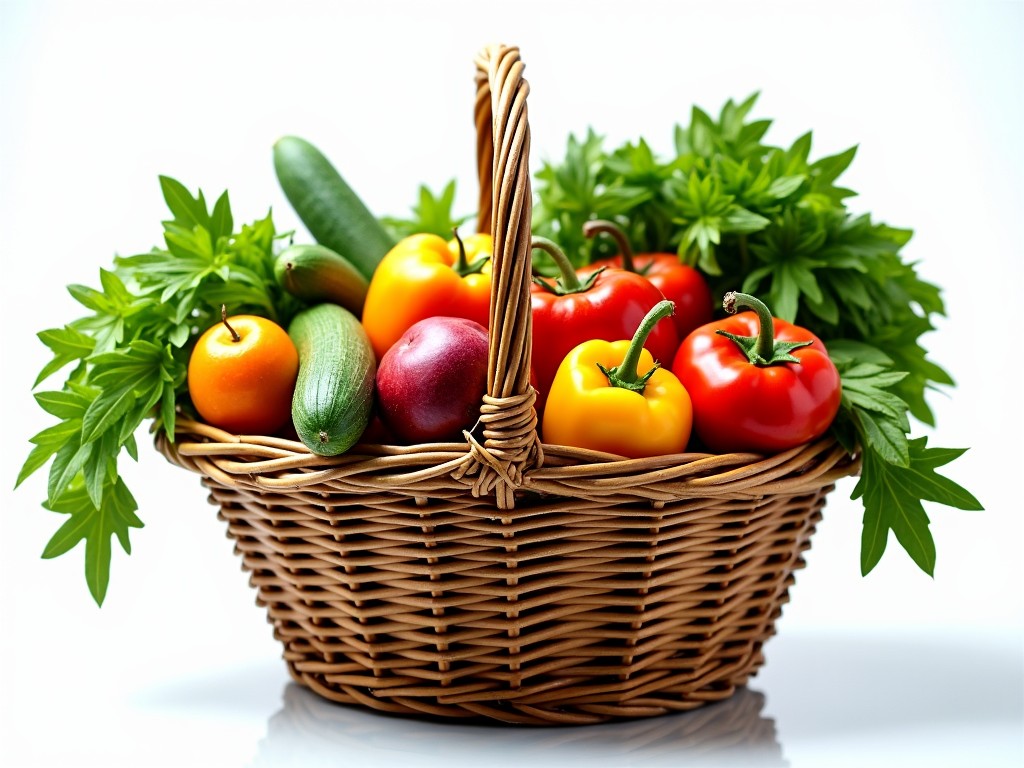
[454, 389, 544, 509]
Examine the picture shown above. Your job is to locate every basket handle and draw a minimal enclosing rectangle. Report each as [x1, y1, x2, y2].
[461, 44, 543, 508]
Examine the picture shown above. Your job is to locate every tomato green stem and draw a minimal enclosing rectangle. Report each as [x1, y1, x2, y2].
[724, 292, 774, 360]
[451, 227, 489, 276]
[531, 237, 601, 295]
[221, 304, 241, 343]
[598, 299, 675, 392]
[719, 291, 812, 366]
[583, 219, 637, 273]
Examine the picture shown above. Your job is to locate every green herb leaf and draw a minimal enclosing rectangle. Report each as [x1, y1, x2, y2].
[854, 439, 982, 576]
[381, 179, 473, 240]
[34, 326, 95, 387]
[42, 476, 143, 605]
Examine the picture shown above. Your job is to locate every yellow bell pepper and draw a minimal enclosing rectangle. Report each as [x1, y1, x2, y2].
[362, 231, 493, 361]
[542, 300, 692, 458]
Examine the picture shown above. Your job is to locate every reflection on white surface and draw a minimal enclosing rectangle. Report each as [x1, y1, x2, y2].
[760, 629, 1024, 768]
[1, 627, 1021, 767]
[237, 628, 1023, 768]
[759, 630, 1024, 739]
[251, 684, 787, 768]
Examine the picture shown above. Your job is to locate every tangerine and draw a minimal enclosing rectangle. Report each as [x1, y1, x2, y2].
[187, 310, 299, 435]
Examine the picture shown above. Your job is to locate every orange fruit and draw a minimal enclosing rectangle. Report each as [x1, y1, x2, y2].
[187, 312, 299, 435]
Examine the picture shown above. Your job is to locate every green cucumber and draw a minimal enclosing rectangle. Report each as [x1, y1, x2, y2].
[289, 303, 376, 456]
[273, 136, 396, 282]
[274, 243, 368, 317]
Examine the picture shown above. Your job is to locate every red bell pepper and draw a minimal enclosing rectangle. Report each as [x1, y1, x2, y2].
[579, 220, 713, 339]
[671, 292, 841, 454]
[530, 237, 680, 411]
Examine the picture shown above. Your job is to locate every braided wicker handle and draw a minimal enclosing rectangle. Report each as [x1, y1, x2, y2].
[462, 45, 542, 507]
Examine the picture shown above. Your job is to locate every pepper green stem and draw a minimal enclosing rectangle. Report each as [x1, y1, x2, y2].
[719, 291, 812, 366]
[583, 219, 637, 273]
[531, 237, 602, 295]
[451, 227, 489, 276]
[598, 299, 675, 392]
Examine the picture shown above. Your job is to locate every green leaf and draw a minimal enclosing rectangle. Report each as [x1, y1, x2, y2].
[124, 433, 139, 462]
[47, 439, 94, 505]
[33, 390, 90, 419]
[83, 432, 112, 508]
[826, 339, 894, 367]
[42, 476, 143, 605]
[767, 175, 805, 199]
[16, 443, 58, 489]
[80, 377, 143, 445]
[896, 442, 983, 511]
[160, 380, 177, 439]
[854, 438, 981, 576]
[34, 326, 95, 386]
[811, 145, 858, 187]
[834, 350, 912, 464]
[159, 175, 208, 230]
[209, 190, 233, 243]
[860, 497, 888, 575]
[67, 284, 111, 314]
[723, 206, 771, 234]
[28, 418, 83, 448]
[856, 409, 910, 467]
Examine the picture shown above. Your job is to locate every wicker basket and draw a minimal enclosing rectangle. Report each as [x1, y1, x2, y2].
[159, 44, 859, 726]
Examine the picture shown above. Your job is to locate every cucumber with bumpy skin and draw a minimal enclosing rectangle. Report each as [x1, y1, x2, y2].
[289, 303, 375, 456]
[274, 243, 369, 317]
[274, 136, 396, 281]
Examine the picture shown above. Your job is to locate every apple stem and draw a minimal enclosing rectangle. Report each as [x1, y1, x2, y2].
[221, 304, 241, 342]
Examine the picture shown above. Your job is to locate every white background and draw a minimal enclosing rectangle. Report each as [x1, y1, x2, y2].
[1, 1, 1021, 766]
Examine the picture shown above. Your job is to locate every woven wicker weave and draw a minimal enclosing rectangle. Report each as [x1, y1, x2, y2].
[159, 44, 859, 725]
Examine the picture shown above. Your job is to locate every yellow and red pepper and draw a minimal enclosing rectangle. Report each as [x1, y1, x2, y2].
[543, 300, 693, 458]
[530, 237, 680, 412]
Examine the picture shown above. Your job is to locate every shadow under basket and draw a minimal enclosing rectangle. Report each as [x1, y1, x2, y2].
[158, 44, 860, 725]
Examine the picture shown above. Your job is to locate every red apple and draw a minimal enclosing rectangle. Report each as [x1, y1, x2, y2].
[376, 316, 490, 443]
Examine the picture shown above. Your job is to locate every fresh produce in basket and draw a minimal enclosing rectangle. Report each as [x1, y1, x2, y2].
[579, 219, 713, 339]
[187, 308, 298, 435]
[361, 230, 493, 362]
[273, 243, 369, 316]
[272, 135, 395, 281]
[529, 236, 680, 411]
[673, 291, 842, 454]
[18, 82, 981, 609]
[376, 316, 490, 443]
[289, 302, 376, 456]
[542, 299, 692, 458]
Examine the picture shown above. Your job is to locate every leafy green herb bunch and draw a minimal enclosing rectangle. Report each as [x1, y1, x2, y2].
[18, 179, 302, 604]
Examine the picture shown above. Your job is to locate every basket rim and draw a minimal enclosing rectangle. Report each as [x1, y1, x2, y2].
[158, 417, 860, 503]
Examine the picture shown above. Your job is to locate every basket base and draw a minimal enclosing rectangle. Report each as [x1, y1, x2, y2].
[284, 652, 767, 726]
[255, 682, 786, 767]
[209, 481, 829, 725]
